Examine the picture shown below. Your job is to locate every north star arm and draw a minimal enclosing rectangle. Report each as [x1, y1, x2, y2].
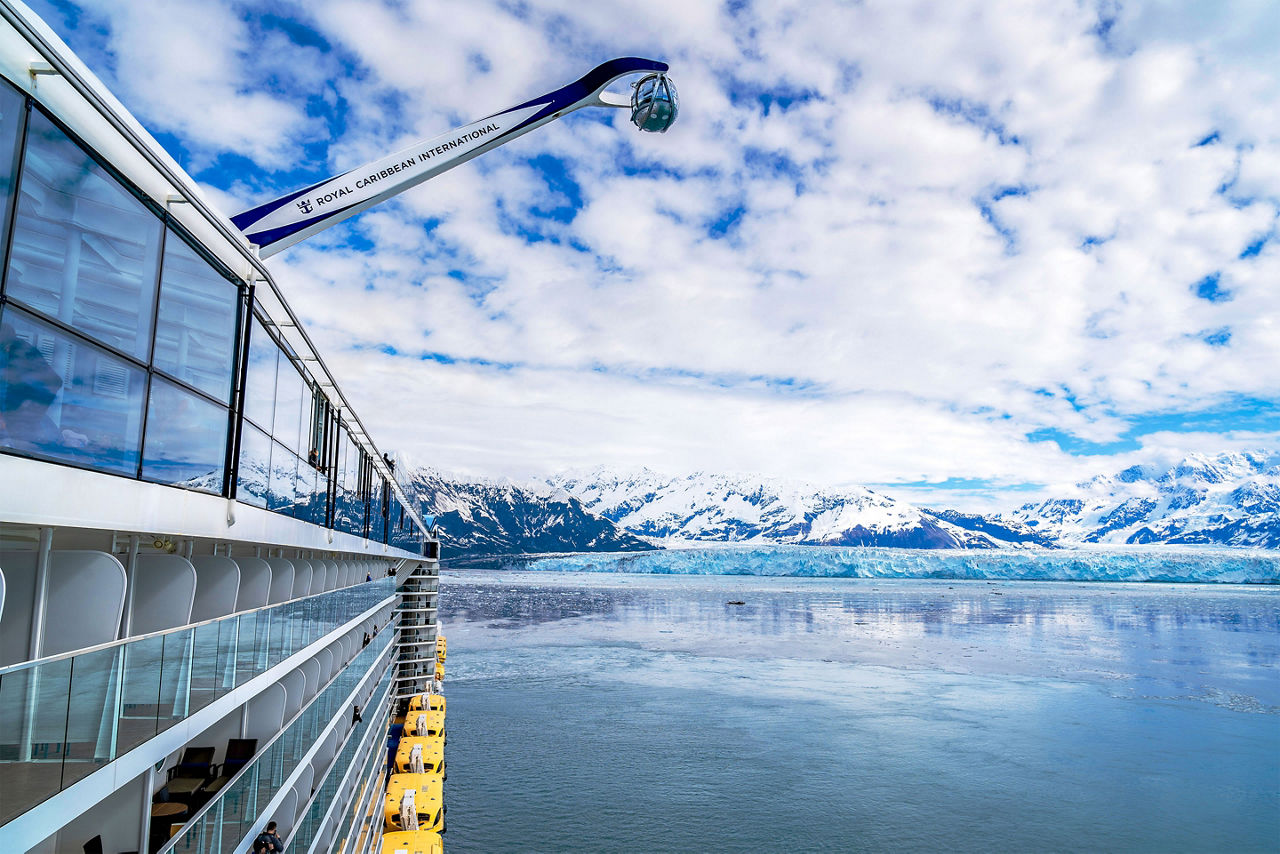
[231, 57, 668, 257]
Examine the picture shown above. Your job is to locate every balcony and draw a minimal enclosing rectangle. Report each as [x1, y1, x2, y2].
[0, 578, 395, 825]
[164, 631, 395, 853]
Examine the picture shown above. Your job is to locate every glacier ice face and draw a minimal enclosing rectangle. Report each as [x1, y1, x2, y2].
[485, 545, 1280, 584]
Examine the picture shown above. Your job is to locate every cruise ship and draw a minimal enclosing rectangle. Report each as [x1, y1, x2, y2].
[0, 2, 443, 851]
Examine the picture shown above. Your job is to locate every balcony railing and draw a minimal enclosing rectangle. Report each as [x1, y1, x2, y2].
[0, 578, 395, 825]
[165, 631, 395, 853]
[289, 665, 394, 851]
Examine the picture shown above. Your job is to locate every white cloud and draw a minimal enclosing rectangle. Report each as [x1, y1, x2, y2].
[37, 0, 327, 169]
[36, 0, 1280, 509]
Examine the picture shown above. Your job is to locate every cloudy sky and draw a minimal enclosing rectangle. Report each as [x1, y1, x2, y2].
[30, 0, 1280, 509]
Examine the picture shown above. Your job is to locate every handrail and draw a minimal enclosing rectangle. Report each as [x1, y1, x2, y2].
[0, 575, 395, 676]
[0, 0, 431, 540]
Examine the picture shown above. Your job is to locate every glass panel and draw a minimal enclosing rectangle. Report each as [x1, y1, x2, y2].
[0, 81, 26, 266]
[371, 477, 385, 543]
[301, 463, 324, 525]
[61, 645, 121, 789]
[0, 305, 145, 475]
[272, 356, 304, 453]
[7, 109, 161, 360]
[242, 315, 276, 431]
[153, 232, 238, 402]
[188, 620, 224, 713]
[141, 376, 228, 491]
[292, 595, 309, 649]
[343, 434, 358, 495]
[235, 610, 262, 688]
[0, 657, 72, 824]
[268, 441, 298, 513]
[288, 452, 308, 521]
[236, 422, 271, 508]
[157, 629, 194, 734]
[230, 761, 260, 842]
[117, 634, 164, 754]
[268, 602, 291, 666]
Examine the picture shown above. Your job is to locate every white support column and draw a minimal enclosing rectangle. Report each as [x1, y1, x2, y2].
[120, 534, 140, 638]
[27, 526, 53, 660]
[139, 764, 156, 854]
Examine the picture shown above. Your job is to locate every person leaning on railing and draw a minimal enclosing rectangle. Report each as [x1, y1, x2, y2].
[253, 821, 284, 852]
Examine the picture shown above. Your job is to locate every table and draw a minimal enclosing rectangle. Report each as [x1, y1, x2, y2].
[150, 802, 188, 820]
[149, 803, 189, 853]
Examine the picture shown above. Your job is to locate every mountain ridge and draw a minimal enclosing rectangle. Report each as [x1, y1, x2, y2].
[398, 451, 1279, 557]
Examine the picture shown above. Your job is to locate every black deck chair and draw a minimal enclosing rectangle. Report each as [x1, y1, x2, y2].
[164, 746, 216, 804]
[200, 738, 259, 801]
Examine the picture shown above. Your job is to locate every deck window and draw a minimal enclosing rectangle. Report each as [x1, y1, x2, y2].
[0, 304, 144, 474]
[6, 110, 161, 362]
[268, 440, 300, 513]
[237, 421, 272, 508]
[243, 316, 277, 431]
[140, 375, 228, 491]
[0, 82, 25, 260]
[153, 231, 238, 402]
[273, 355, 306, 455]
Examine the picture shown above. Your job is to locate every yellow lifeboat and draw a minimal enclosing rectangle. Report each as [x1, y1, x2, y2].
[404, 708, 446, 738]
[394, 736, 445, 775]
[380, 830, 444, 854]
[383, 773, 445, 833]
[408, 693, 446, 714]
[435, 635, 447, 662]
[434, 661, 445, 682]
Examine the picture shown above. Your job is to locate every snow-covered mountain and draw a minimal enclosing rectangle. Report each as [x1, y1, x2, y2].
[1001, 451, 1280, 548]
[548, 468, 1033, 549]
[396, 452, 1278, 558]
[401, 468, 654, 558]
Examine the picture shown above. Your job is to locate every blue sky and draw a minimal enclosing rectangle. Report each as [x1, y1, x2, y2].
[28, 0, 1280, 510]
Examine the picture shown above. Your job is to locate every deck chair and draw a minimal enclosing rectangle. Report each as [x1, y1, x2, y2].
[201, 738, 258, 800]
[164, 746, 216, 804]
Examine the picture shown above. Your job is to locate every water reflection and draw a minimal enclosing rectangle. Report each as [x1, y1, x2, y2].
[441, 572, 1280, 707]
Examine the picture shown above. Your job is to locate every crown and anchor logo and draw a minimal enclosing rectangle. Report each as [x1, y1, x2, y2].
[296, 198, 314, 215]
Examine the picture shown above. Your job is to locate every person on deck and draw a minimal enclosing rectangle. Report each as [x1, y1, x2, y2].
[253, 821, 284, 852]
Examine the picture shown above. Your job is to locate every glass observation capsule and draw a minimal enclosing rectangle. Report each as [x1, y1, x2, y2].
[630, 73, 679, 133]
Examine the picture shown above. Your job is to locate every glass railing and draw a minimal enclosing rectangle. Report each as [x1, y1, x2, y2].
[0, 578, 395, 827]
[166, 631, 395, 853]
[289, 667, 393, 851]
[325, 699, 393, 854]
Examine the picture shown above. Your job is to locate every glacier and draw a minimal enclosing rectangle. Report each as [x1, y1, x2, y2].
[477, 545, 1280, 584]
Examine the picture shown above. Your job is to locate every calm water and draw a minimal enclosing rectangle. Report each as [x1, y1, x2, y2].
[438, 572, 1279, 852]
